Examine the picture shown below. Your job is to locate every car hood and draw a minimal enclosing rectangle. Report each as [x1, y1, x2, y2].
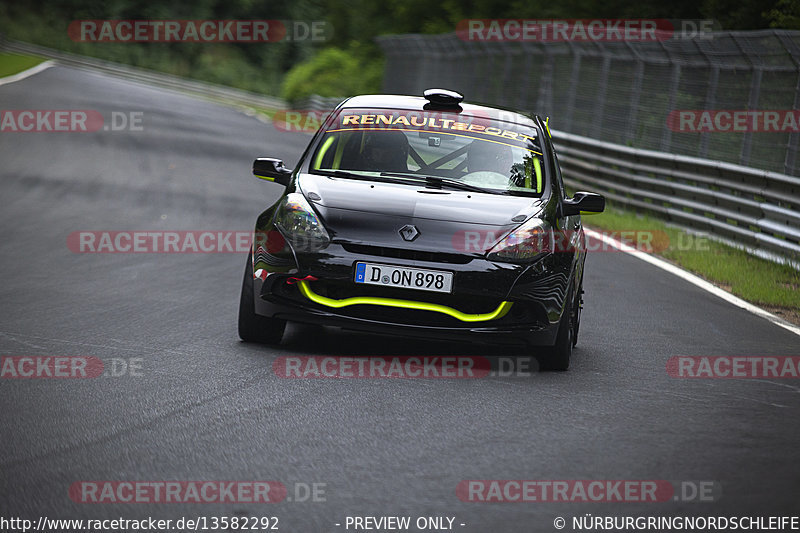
[296, 173, 543, 253]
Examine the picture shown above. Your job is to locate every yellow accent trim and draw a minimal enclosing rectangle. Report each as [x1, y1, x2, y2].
[297, 281, 513, 323]
[255, 175, 275, 182]
[314, 135, 336, 169]
[544, 117, 552, 138]
[533, 156, 542, 193]
[332, 131, 348, 169]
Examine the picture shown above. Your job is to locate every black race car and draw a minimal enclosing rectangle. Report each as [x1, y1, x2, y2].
[238, 89, 604, 370]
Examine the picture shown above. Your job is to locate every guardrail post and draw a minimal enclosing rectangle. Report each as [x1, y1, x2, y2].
[536, 53, 554, 116]
[698, 66, 720, 159]
[625, 58, 645, 146]
[564, 43, 581, 132]
[785, 72, 800, 176]
[517, 42, 535, 110]
[660, 64, 681, 152]
[591, 53, 611, 138]
[739, 67, 763, 167]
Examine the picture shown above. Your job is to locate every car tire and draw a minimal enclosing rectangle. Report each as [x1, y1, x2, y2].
[538, 287, 574, 371]
[238, 253, 286, 344]
[572, 283, 583, 348]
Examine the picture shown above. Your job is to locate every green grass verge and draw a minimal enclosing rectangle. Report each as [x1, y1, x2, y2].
[0, 52, 45, 78]
[250, 106, 278, 120]
[583, 206, 800, 310]
[0, 6, 299, 97]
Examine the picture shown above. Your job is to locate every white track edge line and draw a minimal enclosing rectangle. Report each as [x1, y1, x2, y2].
[584, 228, 800, 338]
[0, 60, 55, 86]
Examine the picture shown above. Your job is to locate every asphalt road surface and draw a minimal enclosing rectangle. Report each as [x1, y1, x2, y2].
[1, 65, 799, 532]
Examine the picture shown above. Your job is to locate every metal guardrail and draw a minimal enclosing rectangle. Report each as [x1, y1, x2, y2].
[293, 94, 344, 111]
[1, 40, 285, 110]
[377, 31, 800, 178]
[268, 98, 800, 264]
[4, 39, 798, 264]
[374, 29, 800, 265]
[552, 129, 800, 263]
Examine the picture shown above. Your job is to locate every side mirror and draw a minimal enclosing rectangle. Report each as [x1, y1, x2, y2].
[562, 192, 605, 216]
[253, 157, 292, 186]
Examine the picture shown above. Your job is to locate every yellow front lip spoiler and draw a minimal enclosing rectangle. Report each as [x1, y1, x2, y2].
[297, 281, 513, 323]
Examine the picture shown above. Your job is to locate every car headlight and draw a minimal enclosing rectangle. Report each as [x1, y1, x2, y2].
[273, 192, 330, 252]
[487, 217, 552, 262]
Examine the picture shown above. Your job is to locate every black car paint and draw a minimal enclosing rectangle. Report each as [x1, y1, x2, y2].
[248, 95, 586, 348]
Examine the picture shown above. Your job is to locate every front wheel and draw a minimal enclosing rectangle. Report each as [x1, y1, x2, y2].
[238, 253, 286, 344]
[572, 283, 583, 348]
[538, 289, 575, 371]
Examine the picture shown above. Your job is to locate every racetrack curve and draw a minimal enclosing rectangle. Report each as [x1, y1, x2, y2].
[1, 65, 799, 531]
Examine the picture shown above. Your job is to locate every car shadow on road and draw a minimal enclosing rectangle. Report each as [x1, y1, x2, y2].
[234, 322, 577, 377]
[280, 323, 518, 357]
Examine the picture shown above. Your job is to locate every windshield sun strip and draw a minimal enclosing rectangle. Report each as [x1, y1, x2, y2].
[324, 127, 543, 156]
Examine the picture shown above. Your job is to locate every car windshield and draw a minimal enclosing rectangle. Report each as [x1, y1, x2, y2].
[309, 107, 545, 196]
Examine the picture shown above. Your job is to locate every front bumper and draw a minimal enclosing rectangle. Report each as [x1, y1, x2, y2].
[252, 240, 575, 347]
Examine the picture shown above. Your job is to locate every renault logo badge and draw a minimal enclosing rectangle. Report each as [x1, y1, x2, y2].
[399, 224, 420, 242]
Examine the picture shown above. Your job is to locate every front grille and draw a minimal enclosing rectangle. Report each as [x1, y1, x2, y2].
[341, 243, 473, 264]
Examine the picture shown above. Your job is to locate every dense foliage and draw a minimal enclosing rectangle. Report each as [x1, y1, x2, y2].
[1, 0, 796, 100]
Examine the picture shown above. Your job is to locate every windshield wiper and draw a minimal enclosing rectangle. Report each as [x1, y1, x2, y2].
[314, 169, 413, 186]
[380, 172, 500, 194]
[315, 170, 504, 195]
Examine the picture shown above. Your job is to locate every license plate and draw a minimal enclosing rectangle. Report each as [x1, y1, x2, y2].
[354, 262, 453, 293]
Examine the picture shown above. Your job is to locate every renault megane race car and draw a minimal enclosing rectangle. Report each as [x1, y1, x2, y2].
[238, 89, 604, 370]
